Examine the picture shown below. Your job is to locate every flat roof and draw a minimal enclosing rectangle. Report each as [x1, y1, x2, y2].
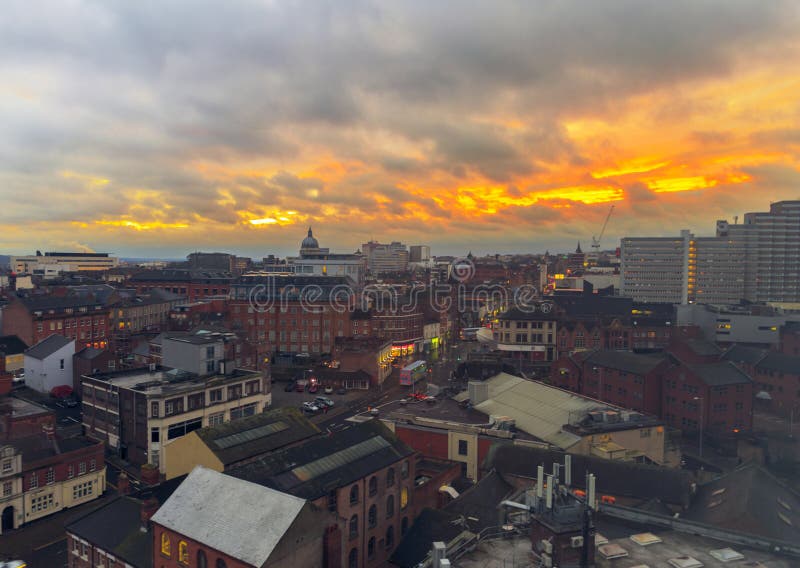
[84, 367, 261, 395]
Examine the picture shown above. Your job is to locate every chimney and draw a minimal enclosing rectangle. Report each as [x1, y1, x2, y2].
[587, 473, 596, 511]
[140, 464, 160, 487]
[117, 471, 131, 495]
[536, 465, 544, 499]
[546, 474, 553, 509]
[42, 423, 55, 441]
[564, 455, 572, 487]
[140, 493, 160, 531]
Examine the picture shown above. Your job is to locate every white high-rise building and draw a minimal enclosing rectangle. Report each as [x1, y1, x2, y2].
[621, 201, 800, 305]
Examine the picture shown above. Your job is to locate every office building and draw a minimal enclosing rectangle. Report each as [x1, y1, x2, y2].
[10, 251, 119, 275]
[362, 241, 409, 275]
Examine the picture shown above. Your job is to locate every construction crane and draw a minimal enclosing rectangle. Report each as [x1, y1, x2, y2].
[591, 204, 615, 254]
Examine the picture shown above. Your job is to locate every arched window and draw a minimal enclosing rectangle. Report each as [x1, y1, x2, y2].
[401, 516, 409, 536]
[178, 541, 189, 564]
[400, 487, 408, 510]
[349, 514, 359, 539]
[160, 533, 171, 557]
[368, 476, 377, 497]
[401, 460, 409, 479]
[348, 547, 358, 568]
[197, 550, 208, 568]
[368, 504, 377, 528]
[386, 525, 394, 549]
[386, 494, 394, 518]
[386, 467, 395, 487]
[368, 537, 375, 559]
[216, 559, 227, 568]
[349, 484, 359, 505]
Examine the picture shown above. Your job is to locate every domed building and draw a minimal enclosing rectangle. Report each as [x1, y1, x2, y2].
[300, 227, 320, 253]
[290, 227, 366, 284]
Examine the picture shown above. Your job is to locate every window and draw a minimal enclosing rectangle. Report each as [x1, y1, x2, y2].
[328, 490, 337, 512]
[348, 548, 358, 568]
[90, 459, 96, 472]
[208, 412, 225, 426]
[350, 484, 359, 505]
[68, 465, 74, 479]
[165, 397, 183, 416]
[30, 472, 38, 489]
[386, 525, 394, 549]
[245, 380, 260, 395]
[368, 505, 377, 528]
[401, 516, 409, 536]
[216, 559, 227, 568]
[151, 428, 160, 443]
[230, 403, 257, 420]
[386, 494, 395, 517]
[369, 476, 377, 497]
[178, 541, 189, 564]
[197, 550, 208, 568]
[401, 460, 409, 478]
[349, 514, 359, 539]
[3, 481, 12, 496]
[79, 462, 87, 475]
[2, 459, 11, 473]
[167, 417, 203, 440]
[368, 537, 376, 559]
[227, 384, 242, 400]
[60, 358, 65, 370]
[400, 487, 408, 510]
[206, 346, 215, 359]
[458, 440, 468, 456]
[188, 393, 205, 411]
[387, 467, 395, 487]
[161, 533, 171, 557]
[73, 480, 94, 500]
[31, 493, 54, 512]
[46, 468, 54, 485]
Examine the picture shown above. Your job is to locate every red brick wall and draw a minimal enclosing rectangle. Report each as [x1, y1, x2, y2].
[2, 409, 54, 441]
[153, 524, 251, 568]
[395, 424, 449, 462]
[1, 300, 34, 346]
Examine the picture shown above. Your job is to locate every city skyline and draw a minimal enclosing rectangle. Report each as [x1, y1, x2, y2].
[2, 1, 799, 258]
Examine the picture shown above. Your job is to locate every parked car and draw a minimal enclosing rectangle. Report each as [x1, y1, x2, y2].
[315, 396, 334, 408]
[64, 398, 79, 408]
[324, 386, 334, 394]
[295, 379, 308, 392]
[302, 401, 320, 413]
[285, 381, 297, 392]
[308, 383, 319, 394]
[336, 387, 347, 395]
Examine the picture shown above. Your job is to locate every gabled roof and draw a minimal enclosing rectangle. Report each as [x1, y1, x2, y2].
[755, 352, 800, 375]
[0, 335, 28, 356]
[195, 407, 320, 466]
[685, 361, 752, 386]
[683, 462, 800, 543]
[227, 420, 414, 501]
[17, 294, 104, 311]
[585, 350, 667, 375]
[722, 344, 767, 366]
[66, 496, 151, 568]
[151, 466, 307, 567]
[24, 334, 74, 360]
[389, 508, 462, 568]
[683, 338, 722, 357]
[483, 443, 693, 507]
[75, 347, 106, 360]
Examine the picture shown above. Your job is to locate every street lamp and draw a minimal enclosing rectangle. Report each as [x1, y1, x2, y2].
[693, 396, 704, 458]
[592, 366, 603, 401]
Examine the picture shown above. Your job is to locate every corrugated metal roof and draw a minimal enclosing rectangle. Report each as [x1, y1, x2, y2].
[292, 435, 389, 482]
[214, 420, 289, 449]
[473, 373, 616, 449]
[151, 466, 306, 567]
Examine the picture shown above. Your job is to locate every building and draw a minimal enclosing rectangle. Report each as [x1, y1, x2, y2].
[0, 336, 27, 375]
[10, 251, 119, 275]
[152, 466, 337, 568]
[129, 269, 233, 302]
[621, 200, 800, 305]
[362, 241, 409, 275]
[0, 427, 106, 534]
[289, 227, 366, 284]
[677, 303, 800, 347]
[0, 397, 55, 442]
[228, 419, 417, 568]
[164, 407, 320, 480]
[493, 306, 558, 364]
[81, 366, 271, 472]
[23, 335, 76, 394]
[723, 345, 800, 419]
[408, 245, 431, 264]
[1, 293, 111, 348]
[333, 337, 393, 387]
[73, 347, 116, 391]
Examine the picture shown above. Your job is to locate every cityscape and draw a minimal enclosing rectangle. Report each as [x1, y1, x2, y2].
[2, 2, 800, 568]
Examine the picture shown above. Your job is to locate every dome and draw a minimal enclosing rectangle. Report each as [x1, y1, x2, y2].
[301, 227, 319, 250]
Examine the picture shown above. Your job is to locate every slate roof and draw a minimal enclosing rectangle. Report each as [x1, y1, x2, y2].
[683, 338, 722, 357]
[497, 306, 558, 321]
[66, 496, 151, 568]
[129, 269, 232, 282]
[195, 407, 320, 466]
[227, 419, 414, 501]
[683, 463, 800, 543]
[389, 508, 462, 568]
[75, 347, 105, 360]
[756, 352, 800, 375]
[685, 361, 752, 386]
[483, 443, 694, 507]
[722, 344, 767, 366]
[585, 350, 667, 375]
[151, 466, 307, 567]
[24, 334, 74, 360]
[0, 335, 28, 356]
[18, 294, 104, 311]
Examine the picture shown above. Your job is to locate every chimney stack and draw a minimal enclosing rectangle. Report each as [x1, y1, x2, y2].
[42, 423, 55, 441]
[536, 465, 544, 499]
[564, 455, 572, 487]
[117, 471, 131, 495]
[140, 493, 160, 531]
[546, 474, 553, 510]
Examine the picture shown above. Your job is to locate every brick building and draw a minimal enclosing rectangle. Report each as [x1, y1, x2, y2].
[227, 420, 417, 568]
[724, 345, 800, 419]
[493, 306, 558, 364]
[130, 269, 233, 302]
[1, 294, 110, 350]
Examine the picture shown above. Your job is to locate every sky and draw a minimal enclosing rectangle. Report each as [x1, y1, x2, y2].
[1, 1, 799, 259]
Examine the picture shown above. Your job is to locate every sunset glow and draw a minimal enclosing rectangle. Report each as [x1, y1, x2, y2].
[1, 1, 799, 257]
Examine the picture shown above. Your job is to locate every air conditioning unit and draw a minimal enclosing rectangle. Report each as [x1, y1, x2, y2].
[540, 540, 553, 554]
[541, 553, 553, 568]
[570, 536, 584, 548]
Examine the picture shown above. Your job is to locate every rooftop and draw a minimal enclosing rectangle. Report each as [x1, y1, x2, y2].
[497, 305, 558, 321]
[151, 466, 307, 567]
[585, 350, 667, 375]
[1, 396, 51, 419]
[0, 335, 28, 356]
[755, 351, 800, 374]
[84, 366, 262, 395]
[25, 334, 74, 360]
[685, 361, 753, 386]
